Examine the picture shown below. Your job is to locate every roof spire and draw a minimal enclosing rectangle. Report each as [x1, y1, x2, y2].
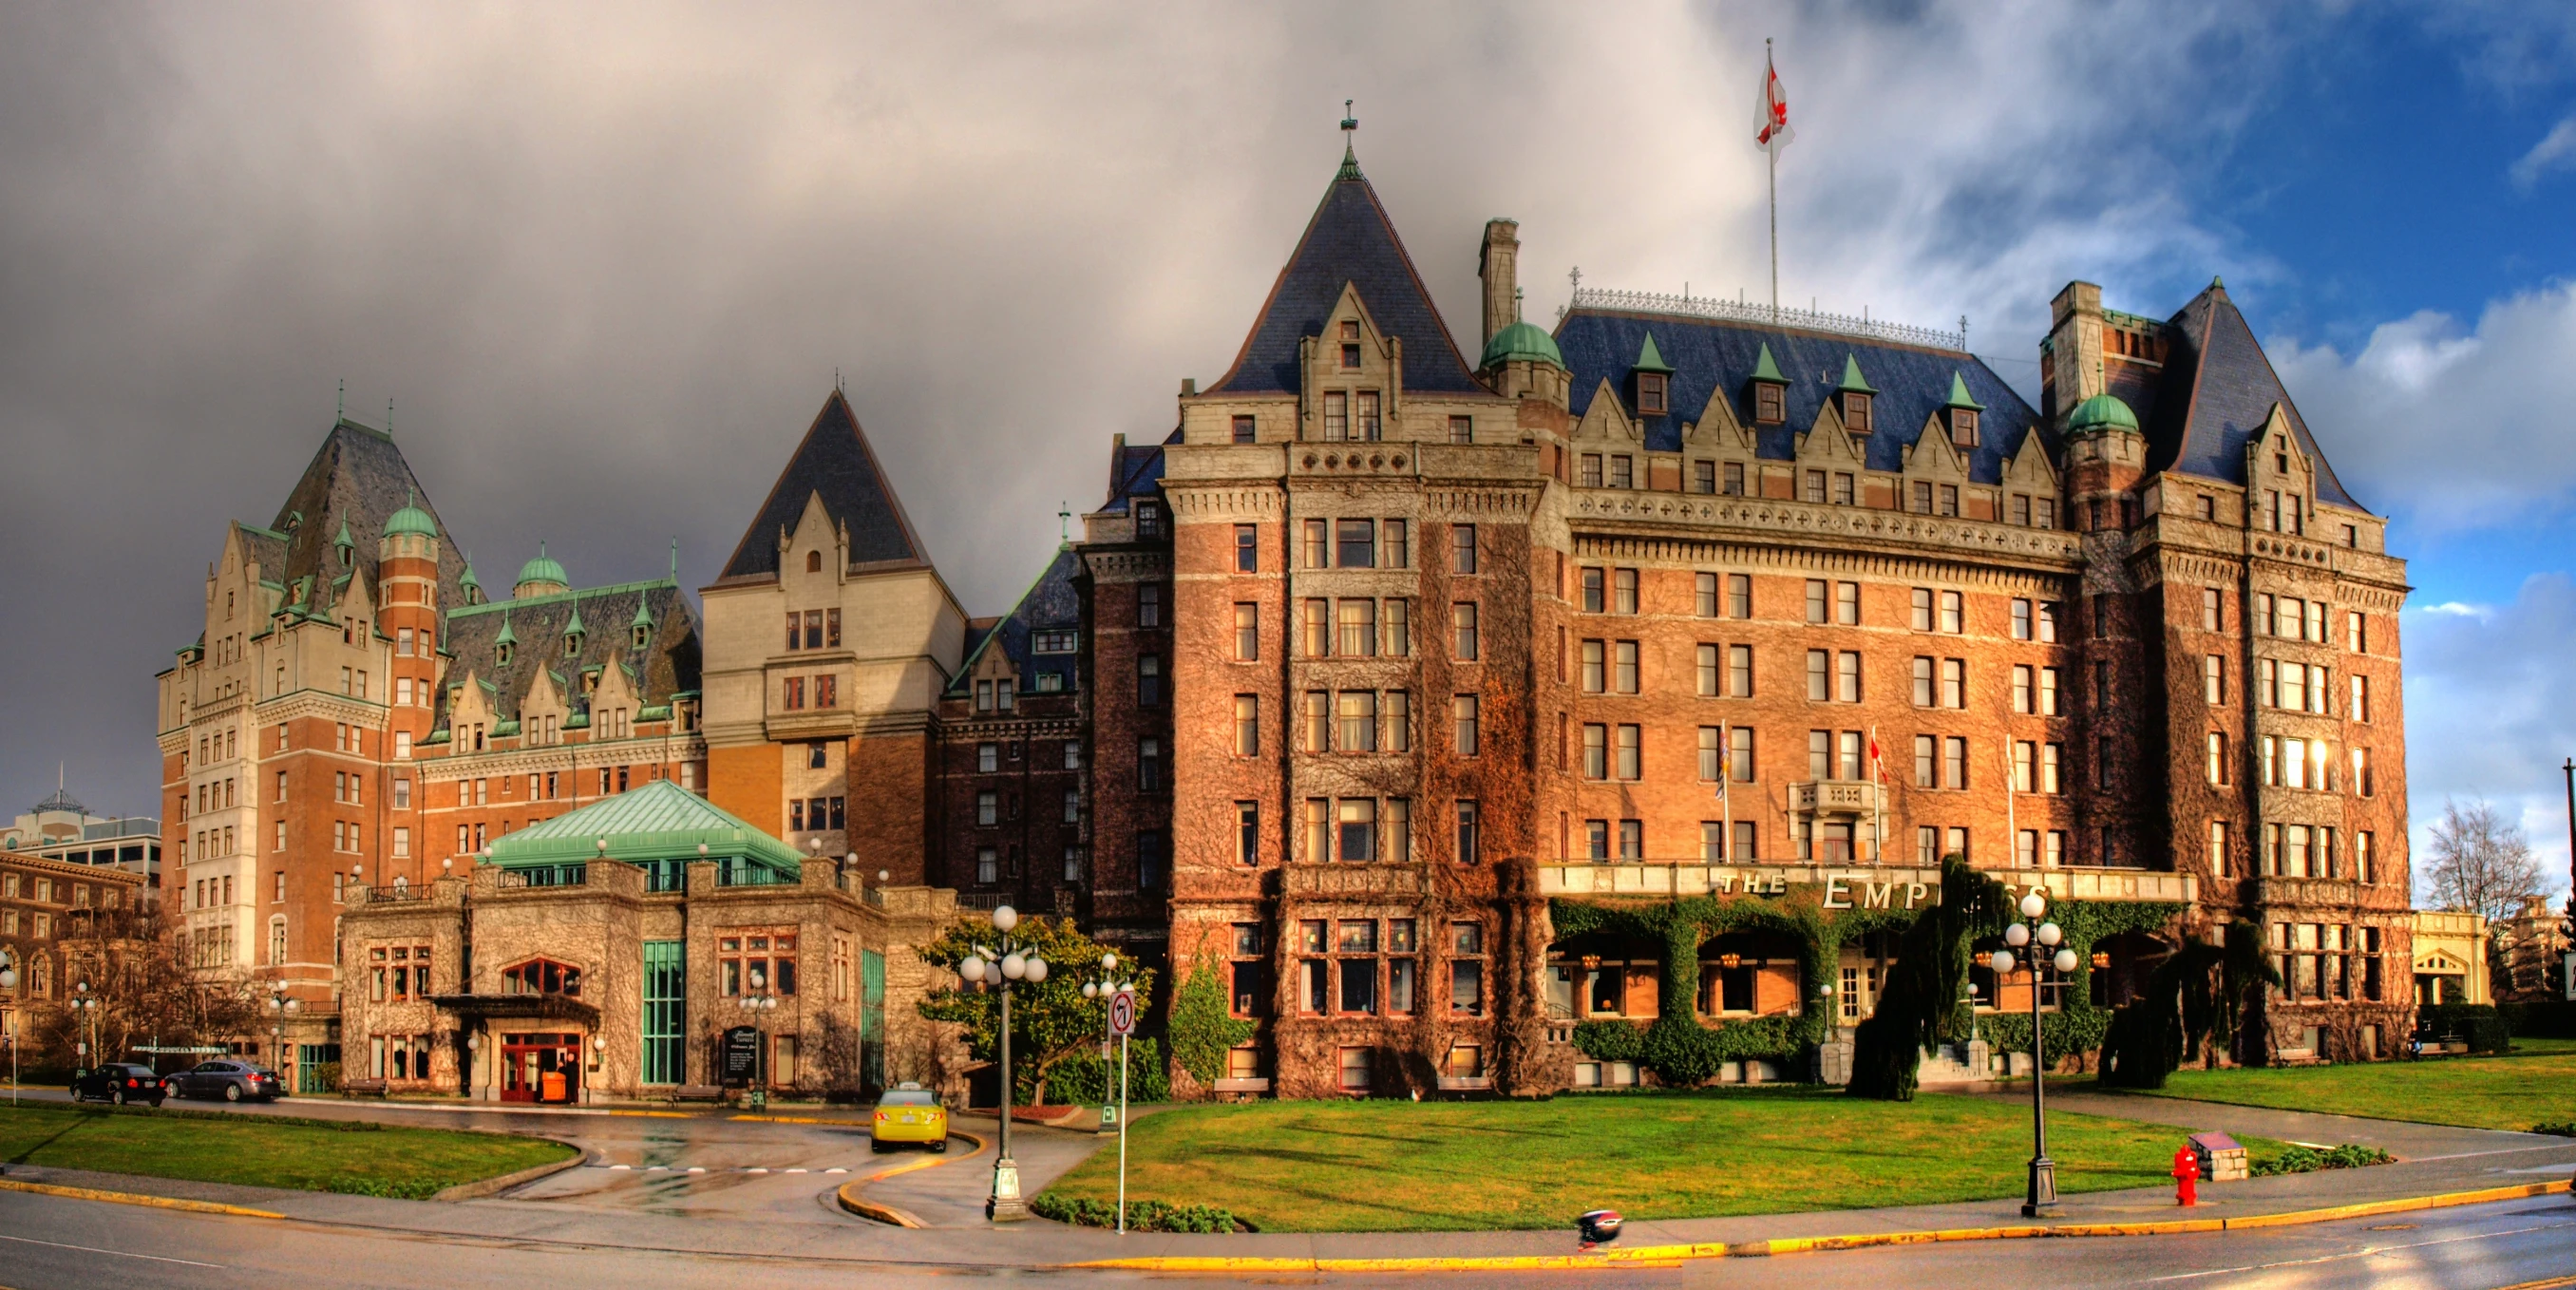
[1338, 99, 1360, 180]
[1059, 501, 1071, 542]
[385, 397, 393, 435]
[1514, 286, 1525, 323]
[336, 378, 344, 421]
[669, 537, 678, 582]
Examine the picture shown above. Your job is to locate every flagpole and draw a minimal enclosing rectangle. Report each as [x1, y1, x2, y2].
[1767, 38, 1779, 320]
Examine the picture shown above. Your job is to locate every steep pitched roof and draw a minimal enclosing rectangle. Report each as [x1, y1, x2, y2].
[434, 579, 702, 731]
[718, 389, 930, 580]
[1557, 312, 2044, 482]
[1205, 161, 1485, 396]
[261, 419, 470, 617]
[945, 545, 1084, 699]
[1097, 433, 1169, 515]
[2145, 284, 2363, 511]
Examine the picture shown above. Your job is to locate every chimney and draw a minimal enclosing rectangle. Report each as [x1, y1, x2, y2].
[1479, 218, 1521, 346]
[2045, 280, 2104, 422]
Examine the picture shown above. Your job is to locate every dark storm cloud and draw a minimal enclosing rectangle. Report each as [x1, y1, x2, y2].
[0, 0, 2528, 823]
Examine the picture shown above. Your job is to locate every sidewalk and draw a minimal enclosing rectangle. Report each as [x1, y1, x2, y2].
[4, 1095, 2569, 1269]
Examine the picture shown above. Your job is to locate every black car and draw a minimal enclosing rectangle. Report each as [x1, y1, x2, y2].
[168, 1060, 284, 1102]
[70, 1063, 166, 1107]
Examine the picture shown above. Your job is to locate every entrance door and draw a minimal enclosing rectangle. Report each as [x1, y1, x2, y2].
[500, 1033, 582, 1104]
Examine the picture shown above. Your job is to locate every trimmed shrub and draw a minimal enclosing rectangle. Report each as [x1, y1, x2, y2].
[2416, 1003, 2510, 1053]
[2252, 1143, 2392, 1176]
[1032, 1192, 1242, 1233]
[1043, 1037, 1171, 1105]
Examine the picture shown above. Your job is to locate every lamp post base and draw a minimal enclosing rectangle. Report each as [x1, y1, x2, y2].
[2020, 1156, 2061, 1218]
[987, 1158, 1031, 1222]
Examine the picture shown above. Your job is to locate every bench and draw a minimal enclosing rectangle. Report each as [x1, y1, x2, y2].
[673, 1084, 725, 1103]
[341, 1078, 389, 1098]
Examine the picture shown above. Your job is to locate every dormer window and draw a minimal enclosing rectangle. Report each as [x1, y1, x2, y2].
[633, 624, 651, 650]
[1843, 391, 1872, 433]
[1832, 355, 1878, 435]
[1135, 501, 1164, 540]
[563, 631, 582, 658]
[1340, 319, 1361, 369]
[1753, 383, 1785, 424]
[1630, 332, 1675, 418]
[496, 642, 514, 667]
[1950, 407, 1978, 447]
[1638, 372, 1668, 415]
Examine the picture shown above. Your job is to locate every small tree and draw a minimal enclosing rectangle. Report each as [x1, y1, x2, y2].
[1165, 958, 1254, 1089]
[915, 914, 1154, 1106]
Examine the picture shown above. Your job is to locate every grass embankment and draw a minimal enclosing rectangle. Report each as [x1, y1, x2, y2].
[2136, 1040, 2576, 1133]
[0, 1102, 574, 1198]
[1041, 1087, 2235, 1232]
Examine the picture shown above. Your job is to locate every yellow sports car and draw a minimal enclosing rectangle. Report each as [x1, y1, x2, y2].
[870, 1083, 948, 1152]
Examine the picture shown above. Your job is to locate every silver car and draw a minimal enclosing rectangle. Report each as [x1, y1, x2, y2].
[169, 1060, 284, 1102]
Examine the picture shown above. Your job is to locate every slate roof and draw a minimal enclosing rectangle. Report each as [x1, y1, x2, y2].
[1097, 434, 1170, 515]
[484, 779, 801, 874]
[2144, 284, 2363, 511]
[1205, 161, 1485, 396]
[256, 420, 471, 620]
[944, 545, 1084, 700]
[433, 579, 702, 730]
[718, 389, 930, 580]
[1557, 312, 2046, 482]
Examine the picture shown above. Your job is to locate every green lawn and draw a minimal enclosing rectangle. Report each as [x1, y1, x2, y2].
[2135, 1043, 2576, 1133]
[0, 1103, 574, 1199]
[1042, 1089, 2235, 1232]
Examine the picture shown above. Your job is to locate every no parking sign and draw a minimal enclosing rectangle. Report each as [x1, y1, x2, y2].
[1108, 988, 1137, 1037]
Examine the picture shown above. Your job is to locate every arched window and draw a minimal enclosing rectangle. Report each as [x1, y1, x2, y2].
[502, 958, 582, 997]
[805, 550, 822, 573]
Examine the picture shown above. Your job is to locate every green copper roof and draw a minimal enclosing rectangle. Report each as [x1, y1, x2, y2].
[1633, 331, 1675, 374]
[630, 597, 655, 630]
[1750, 342, 1787, 384]
[516, 541, 568, 591]
[484, 779, 803, 877]
[457, 555, 481, 590]
[493, 610, 518, 647]
[1477, 320, 1564, 370]
[563, 602, 587, 638]
[383, 489, 438, 540]
[332, 517, 355, 549]
[1941, 371, 1986, 411]
[1833, 354, 1877, 395]
[2068, 390, 2140, 435]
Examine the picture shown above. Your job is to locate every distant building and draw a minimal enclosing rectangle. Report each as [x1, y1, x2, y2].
[3, 784, 162, 900]
[2409, 909, 2488, 1007]
[1, 848, 146, 1049]
[2493, 893, 2571, 1001]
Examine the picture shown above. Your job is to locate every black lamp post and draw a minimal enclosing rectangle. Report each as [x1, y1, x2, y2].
[1987, 889, 2078, 1219]
[957, 904, 1047, 1222]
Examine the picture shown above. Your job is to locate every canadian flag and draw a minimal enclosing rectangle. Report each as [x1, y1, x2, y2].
[1755, 52, 1792, 149]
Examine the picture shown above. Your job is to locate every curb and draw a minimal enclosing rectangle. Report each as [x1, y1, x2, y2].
[1071, 1177, 2574, 1272]
[833, 1130, 987, 1228]
[0, 1176, 284, 1220]
[431, 1138, 592, 1202]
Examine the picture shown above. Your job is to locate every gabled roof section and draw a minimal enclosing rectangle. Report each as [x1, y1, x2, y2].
[1097, 434, 1167, 515]
[945, 545, 1084, 699]
[435, 579, 702, 732]
[2145, 283, 2363, 511]
[484, 779, 802, 876]
[261, 419, 470, 615]
[1557, 311, 2043, 482]
[719, 389, 930, 580]
[1204, 162, 1485, 396]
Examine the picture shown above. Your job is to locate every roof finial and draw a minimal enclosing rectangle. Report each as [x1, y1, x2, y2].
[1569, 265, 1582, 296]
[385, 397, 393, 435]
[336, 378, 345, 421]
[1059, 501, 1071, 542]
[1514, 286, 1525, 323]
[670, 538, 678, 581]
[1337, 99, 1360, 179]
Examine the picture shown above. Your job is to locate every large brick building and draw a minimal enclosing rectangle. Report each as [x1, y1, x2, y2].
[1081, 147, 2414, 1095]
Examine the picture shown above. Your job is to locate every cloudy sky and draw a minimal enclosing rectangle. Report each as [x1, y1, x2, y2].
[5, 2, 2573, 899]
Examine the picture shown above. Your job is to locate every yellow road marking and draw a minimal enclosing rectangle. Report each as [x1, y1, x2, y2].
[0, 1177, 283, 1219]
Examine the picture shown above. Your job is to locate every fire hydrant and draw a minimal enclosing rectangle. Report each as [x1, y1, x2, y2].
[2173, 1145, 2201, 1206]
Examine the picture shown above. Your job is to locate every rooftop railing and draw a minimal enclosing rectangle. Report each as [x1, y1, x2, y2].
[1571, 287, 1966, 352]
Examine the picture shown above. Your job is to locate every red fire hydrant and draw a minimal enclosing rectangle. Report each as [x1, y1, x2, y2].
[2173, 1145, 2201, 1206]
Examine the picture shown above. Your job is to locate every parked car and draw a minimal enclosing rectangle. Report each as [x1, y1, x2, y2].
[69, 1063, 167, 1107]
[869, 1082, 948, 1153]
[168, 1060, 284, 1103]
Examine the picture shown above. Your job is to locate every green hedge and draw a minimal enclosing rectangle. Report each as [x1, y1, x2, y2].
[2500, 1000, 2576, 1039]
[1043, 1038, 1170, 1105]
[2415, 1003, 2510, 1053]
[1032, 1192, 1241, 1232]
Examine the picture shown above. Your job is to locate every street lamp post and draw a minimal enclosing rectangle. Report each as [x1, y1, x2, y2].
[1988, 889, 2079, 1219]
[1, 950, 18, 1104]
[2562, 758, 2574, 1002]
[737, 994, 778, 1110]
[957, 904, 1047, 1222]
[72, 981, 103, 1073]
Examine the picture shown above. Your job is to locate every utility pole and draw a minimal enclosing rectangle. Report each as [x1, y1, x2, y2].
[2563, 759, 2573, 1001]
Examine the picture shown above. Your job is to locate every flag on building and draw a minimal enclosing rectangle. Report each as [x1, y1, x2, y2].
[1755, 48, 1792, 150]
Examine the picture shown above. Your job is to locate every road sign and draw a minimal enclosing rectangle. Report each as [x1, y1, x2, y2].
[1108, 989, 1136, 1037]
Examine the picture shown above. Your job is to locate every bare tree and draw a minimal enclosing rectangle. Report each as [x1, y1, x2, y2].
[2425, 799, 2546, 924]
